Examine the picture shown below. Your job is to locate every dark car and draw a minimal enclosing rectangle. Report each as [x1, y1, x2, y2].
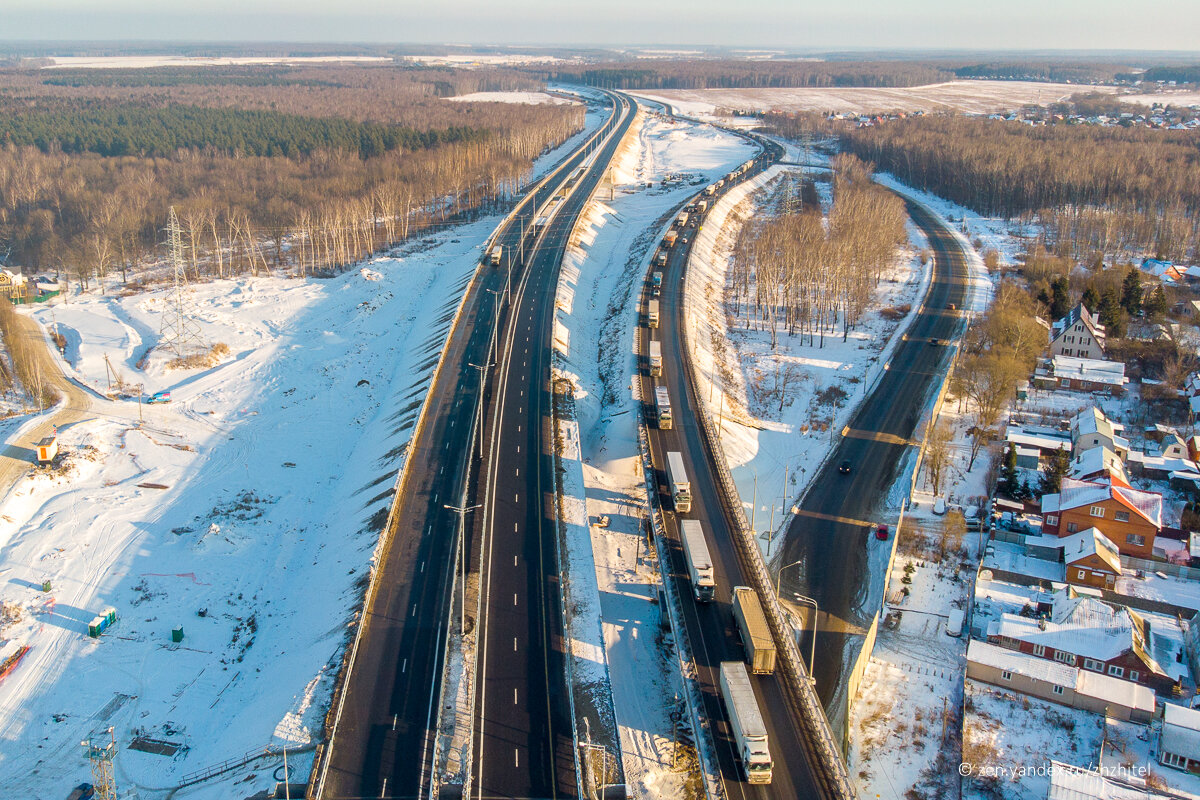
[929, 337, 944, 346]
[839, 459, 852, 475]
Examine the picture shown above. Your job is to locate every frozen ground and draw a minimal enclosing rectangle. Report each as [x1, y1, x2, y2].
[0, 121, 602, 798]
[632, 81, 1116, 118]
[553, 108, 755, 798]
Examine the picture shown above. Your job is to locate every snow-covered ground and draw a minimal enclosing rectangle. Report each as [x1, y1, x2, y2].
[446, 91, 575, 105]
[632, 81, 1117, 118]
[553, 108, 755, 797]
[42, 56, 393, 69]
[0, 115, 606, 797]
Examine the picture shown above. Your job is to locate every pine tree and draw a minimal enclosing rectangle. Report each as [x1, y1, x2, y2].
[1038, 446, 1071, 497]
[998, 443, 1020, 497]
[1121, 268, 1144, 315]
[1081, 285, 1100, 315]
[1099, 287, 1125, 338]
[1050, 277, 1070, 320]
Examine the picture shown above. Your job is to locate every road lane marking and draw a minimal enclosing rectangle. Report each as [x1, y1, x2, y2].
[402, 659, 407, 673]
[793, 508, 877, 529]
[514, 688, 519, 705]
[515, 494, 519, 503]
[515, 749, 520, 768]
[516, 468, 519, 477]
[841, 427, 918, 447]
[411, 605, 417, 617]
[420, 561, 425, 573]
[514, 593, 518, 606]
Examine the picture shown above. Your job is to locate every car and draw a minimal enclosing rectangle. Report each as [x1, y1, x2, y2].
[929, 337, 943, 346]
[681, 237, 689, 245]
[651, 287, 661, 298]
[875, 523, 889, 541]
[146, 390, 172, 404]
[948, 303, 957, 311]
[838, 459, 852, 475]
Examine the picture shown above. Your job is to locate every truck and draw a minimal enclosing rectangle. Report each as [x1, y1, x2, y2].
[719, 662, 773, 784]
[676, 211, 689, 227]
[703, 185, 715, 197]
[664, 230, 678, 248]
[647, 299, 660, 329]
[489, 245, 503, 266]
[652, 271, 663, 288]
[655, 384, 673, 429]
[649, 339, 663, 377]
[666, 451, 692, 513]
[696, 199, 708, 213]
[716, 179, 725, 190]
[680, 520, 715, 602]
[732, 586, 776, 674]
[655, 250, 667, 266]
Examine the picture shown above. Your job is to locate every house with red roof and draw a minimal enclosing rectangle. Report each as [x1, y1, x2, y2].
[1041, 477, 1162, 559]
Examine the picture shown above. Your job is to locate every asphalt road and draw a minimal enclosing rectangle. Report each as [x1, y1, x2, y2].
[641, 138, 837, 799]
[776, 197, 971, 726]
[316, 90, 630, 800]
[468, 91, 637, 800]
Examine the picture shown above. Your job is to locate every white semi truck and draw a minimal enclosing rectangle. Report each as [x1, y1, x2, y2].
[489, 245, 503, 266]
[655, 385, 673, 429]
[732, 586, 776, 674]
[665, 451, 692, 513]
[719, 662, 773, 784]
[680, 520, 715, 602]
[649, 339, 663, 377]
[647, 300, 660, 329]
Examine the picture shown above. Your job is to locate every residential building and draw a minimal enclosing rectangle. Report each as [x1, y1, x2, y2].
[1071, 408, 1129, 459]
[1041, 477, 1161, 558]
[967, 640, 1155, 722]
[1047, 761, 1177, 799]
[1060, 527, 1122, 590]
[1051, 303, 1107, 360]
[1069, 446, 1129, 487]
[0, 270, 28, 301]
[985, 593, 1186, 695]
[1142, 258, 1185, 284]
[1037, 356, 1128, 396]
[1159, 703, 1200, 773]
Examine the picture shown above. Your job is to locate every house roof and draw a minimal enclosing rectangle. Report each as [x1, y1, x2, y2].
[1047, 761, 1170, 800]
[1043, 477, 1162, 528]
[1069, 446, 1129, 487]
[1060, 527, 1123, 574]
[1052, 303, 1106, 343]
[1161, 703, 1200, 760]
[1054, 356, 1128, 387]
[1006, 424, 1073, 453]
[1073, 406, 1117, 440]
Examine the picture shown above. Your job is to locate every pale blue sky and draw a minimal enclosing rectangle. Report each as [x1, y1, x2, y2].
[3, 0, 1198, 51]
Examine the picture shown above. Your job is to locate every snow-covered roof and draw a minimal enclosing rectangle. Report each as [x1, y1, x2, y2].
[1045, 477, 1162, 528]
[1070, 446, 1129, 485]
[1054, 356, 1128, 387]
[1007, 424, 1072, 453]
[1074, 669, 1155, 714]
[1072, 406, 1119, 440]
[1060, 527, 1122, 574]
[1052, 303, 1106, 342]
[969, 639, 1075, 685]
[1047, 761, 1167, 800]
[1161, 704, 1200, 760]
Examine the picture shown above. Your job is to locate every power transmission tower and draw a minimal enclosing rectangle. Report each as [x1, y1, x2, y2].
[83, 726, 117, 799]
[159, 206, 207, 359]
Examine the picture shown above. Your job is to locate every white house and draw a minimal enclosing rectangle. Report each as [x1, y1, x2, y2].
[1159, 703, 1200, 773]
[1051, 303, 1106, 360]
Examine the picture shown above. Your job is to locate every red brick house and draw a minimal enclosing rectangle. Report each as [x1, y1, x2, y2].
[1041, 477, 1162, 559]
[986, 594, 1187, 696]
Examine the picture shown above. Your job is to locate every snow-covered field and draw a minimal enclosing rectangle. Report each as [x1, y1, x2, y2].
[554, 109, 755, 797]
[42, 56, 393, 69]
[0, 111, 606, 796]
[446, 91, 575, 105]
[633, 81, 1116, 118]
[1121, 90, 1200, 108]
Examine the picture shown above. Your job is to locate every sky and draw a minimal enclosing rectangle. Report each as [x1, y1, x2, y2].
[3, 0, 1199, 52]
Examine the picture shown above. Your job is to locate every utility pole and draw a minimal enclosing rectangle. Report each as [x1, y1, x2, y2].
[444, 502, 481, 639]
[468, 361, 494, 459]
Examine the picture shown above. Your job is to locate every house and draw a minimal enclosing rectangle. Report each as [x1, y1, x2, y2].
[985, 593, 1185, 695]
[967, 640, 1155, 722]
[1050, 303, 1106, 360]
[1142, 258, 1184, 284]
[1071, 407, 1130, 460]
[1047, 760, 1177, 799]
[1060, 527, 1122, 590]
[1161, 432, 1190, 460]
[1041, 477, 1161, 558]
[1159, 703, 1200, 773]
[1187, 435, 1200, 463]
[1068, 446, 1129, 486]
[1005, 424, 1072, 458]
[1037, 355, 1128, 395]
[1015, 445, 1041, 470]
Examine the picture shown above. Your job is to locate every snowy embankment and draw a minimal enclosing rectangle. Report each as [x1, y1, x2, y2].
[682, 166, 932, 560]
[0, 113, 606, 798]
[552, 109, 755, 798]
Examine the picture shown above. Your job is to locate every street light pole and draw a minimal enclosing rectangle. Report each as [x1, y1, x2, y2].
[444, 502, 481, 638]
[469, 361, 494, 459]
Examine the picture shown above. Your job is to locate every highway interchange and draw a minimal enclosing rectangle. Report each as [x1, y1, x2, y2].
[313, 89, 970, 800]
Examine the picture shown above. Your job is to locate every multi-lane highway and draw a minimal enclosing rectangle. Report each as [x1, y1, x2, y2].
[776, 197, 971, 721]
[314, 90, 634, 800]
[639, 136, 843, 800]
[467, 90, 637, 799]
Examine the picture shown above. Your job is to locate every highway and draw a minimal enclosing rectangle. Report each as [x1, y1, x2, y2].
[467, 90, 636, 799]
[775, 197, 971, 723]
[640, 135, 840, 799]
[314, 90, 633, 800]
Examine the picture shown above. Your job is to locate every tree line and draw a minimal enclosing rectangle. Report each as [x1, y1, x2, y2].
[728, 155, 908, 350]
[541, 60, 954, 90]
[839, 116, 1200, 263]
[0, 65, 584, 283]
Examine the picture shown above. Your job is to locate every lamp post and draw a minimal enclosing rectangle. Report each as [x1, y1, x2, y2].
[791, 590, 820, 684]
[444, 502, 481, 637]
